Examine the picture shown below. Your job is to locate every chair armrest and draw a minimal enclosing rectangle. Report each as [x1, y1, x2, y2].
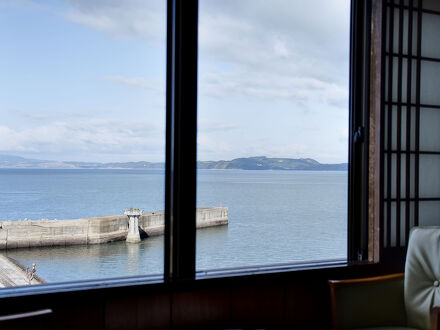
[329, 273, 405, 330]
[431, 306, 440, 330]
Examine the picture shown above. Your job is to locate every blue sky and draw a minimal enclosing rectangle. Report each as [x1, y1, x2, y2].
[0, 0, 350, 163]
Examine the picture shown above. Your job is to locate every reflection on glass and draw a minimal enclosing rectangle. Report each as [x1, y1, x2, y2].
[196, 0, 350, 270]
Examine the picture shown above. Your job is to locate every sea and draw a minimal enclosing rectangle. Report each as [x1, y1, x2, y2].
[0, 169, 347, 283]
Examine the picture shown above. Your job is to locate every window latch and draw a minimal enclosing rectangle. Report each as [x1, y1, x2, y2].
[354, 126, 365, 144]
[357, 249, 364, 261]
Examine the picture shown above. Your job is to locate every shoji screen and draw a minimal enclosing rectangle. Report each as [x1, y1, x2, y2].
[382, 0, 440, 262]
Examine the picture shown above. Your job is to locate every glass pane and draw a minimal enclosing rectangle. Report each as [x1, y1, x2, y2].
[384, 105, 416, 152]
[419, 155, 440, 198]
[385, 201, 414, 248]
[419, 201, 440, 226]
[388, 8, 418, 56]
[422, 13, 440, 58]
[387, 58, 417, 104]
[0, 1, 166, 286]
[420, 108, 440, 152]
[196, 0, 350, 271]
[384, 153, 415, 199]
[421, 60, 440, 105]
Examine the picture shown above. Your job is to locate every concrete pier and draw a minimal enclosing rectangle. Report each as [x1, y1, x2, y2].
[0, 207, 228, 250]
[0, 255, 44, 287]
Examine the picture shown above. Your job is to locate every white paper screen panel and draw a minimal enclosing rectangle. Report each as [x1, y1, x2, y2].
[420, 108, 440, 151]
[382, 0, 440, 248]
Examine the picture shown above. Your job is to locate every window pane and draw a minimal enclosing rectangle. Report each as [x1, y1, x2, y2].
[196, 0, 350, 271]
[0, 1, 166, 286]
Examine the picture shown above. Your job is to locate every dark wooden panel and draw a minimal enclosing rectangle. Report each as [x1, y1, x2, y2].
[105, 297, 138, 330]
[137, 293, 171, 330]
[285, 281, 330, 330]
[380, 246, 407, 270]
[0, 264, 394, 329]
[172, 288, 229, 329]
[52, 302, 104, 330]
[231, 283, 284, 328]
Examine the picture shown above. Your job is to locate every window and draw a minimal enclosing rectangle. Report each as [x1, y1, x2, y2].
[165, 0, 369, 280]
[196, 0, 350, 271]
[0, 0, 166, 285]
[0, 0, 369, 293]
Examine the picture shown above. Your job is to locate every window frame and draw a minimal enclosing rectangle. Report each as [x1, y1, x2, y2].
[165, 0, 372, 279]
[0, 0, 371, 298]
[348, 0, 372, 262]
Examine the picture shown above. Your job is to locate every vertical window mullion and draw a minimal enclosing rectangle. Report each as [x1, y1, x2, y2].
[395, 0, 403, 247]
[348, 0, 371, 262]
[414, 0, 422, 227]
[386, 0, 394, 248]
[405, 0, 413, 244]
[165, 0, 199, 281]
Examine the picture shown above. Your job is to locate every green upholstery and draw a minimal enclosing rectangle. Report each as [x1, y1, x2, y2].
[405, 227, 440, 330]
[333, 276, 406, 329]
[330, 227, 440, 330]
[352, 327, 419, 330]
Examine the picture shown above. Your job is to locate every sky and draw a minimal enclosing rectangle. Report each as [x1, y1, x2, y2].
[0, 0, 350, 163]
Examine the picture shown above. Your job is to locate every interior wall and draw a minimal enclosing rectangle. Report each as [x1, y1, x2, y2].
[0, 263, 390, 329]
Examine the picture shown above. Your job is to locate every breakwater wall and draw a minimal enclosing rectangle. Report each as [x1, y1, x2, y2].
[0, 255, 45, 287]
[0, 207, 228, 250]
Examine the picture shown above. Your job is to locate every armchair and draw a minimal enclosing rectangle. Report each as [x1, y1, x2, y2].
[329, 227, 440, 330]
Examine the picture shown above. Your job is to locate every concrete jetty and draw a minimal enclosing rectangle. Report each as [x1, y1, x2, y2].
[0, 255, 44, 287]
[0, 207, 228, 250]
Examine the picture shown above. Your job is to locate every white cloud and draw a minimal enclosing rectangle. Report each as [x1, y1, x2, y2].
[59, 0, 349, 107]
[10, 0, 351, 162]
[0, 120, 165, 162]
[0, 0, 42, 10]
[103, 76, 164, 93]
[7, 108, 108, 122]
[64, 0, 165, 43]
[197, 135, 234, 160]
[199, 70, 348, 107]
[198, 119, 237, 133]
[197, 0, 350, 106]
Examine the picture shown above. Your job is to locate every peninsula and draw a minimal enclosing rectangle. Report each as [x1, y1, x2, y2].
[0, 155, 347, 171]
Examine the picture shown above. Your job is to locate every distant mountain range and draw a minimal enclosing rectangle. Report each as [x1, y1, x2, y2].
[197, 156, 347, 170]
[0, 155, 347, 171]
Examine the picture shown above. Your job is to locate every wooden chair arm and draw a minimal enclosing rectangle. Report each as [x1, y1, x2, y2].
[329, 273, 405, 330]
[431, 306, 440, 330]
[329, 272, 404, 287]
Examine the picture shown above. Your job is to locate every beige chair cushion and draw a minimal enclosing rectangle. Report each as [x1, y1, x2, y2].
[405, 227, 440, 330]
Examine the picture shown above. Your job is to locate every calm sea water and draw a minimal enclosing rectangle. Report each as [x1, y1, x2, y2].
[0, 169, 347, 283]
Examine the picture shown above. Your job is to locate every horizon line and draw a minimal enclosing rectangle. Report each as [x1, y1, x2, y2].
[0, 154, 348, 165]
